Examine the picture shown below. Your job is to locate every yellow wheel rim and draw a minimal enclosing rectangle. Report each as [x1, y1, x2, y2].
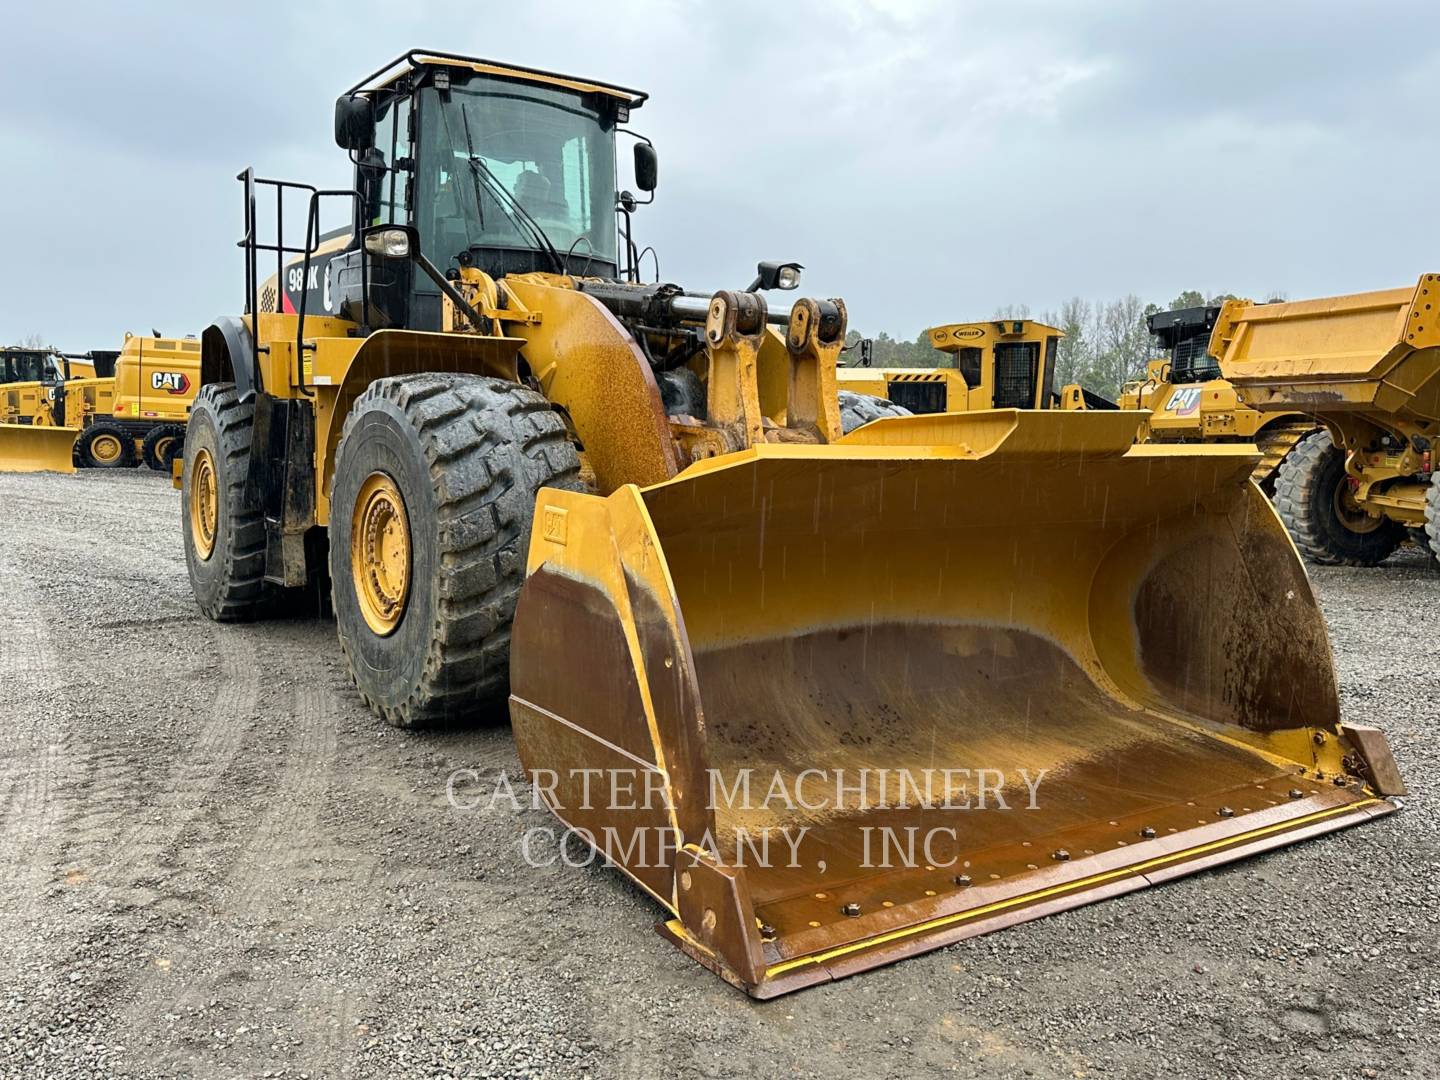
[351, 472, 412, 637]
[191, 447, 218, 561]
[91, 434, 123, 464]
[1333, 478, 1382, 534]
[155, 436, 177, 462]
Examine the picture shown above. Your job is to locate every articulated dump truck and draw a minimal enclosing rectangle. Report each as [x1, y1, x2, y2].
[1216, 277, 1440, 565]
[183, 50, 1403, 998]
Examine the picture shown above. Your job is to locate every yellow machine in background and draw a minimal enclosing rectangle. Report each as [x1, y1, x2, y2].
[182, 50, 1400, 997]
[0, 334, 199, 471]
[837, 319, 1108, 427]
[0, 345, 94, 472]
[97, 333, 200, 469]
[1217, 276, 1440, 564]
[0, 345, 96, 385]
[1120, 306, 1315, 492]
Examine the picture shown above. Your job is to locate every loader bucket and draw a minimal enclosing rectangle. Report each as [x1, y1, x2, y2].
[0, 423, 78, 473]
[510, 409, 1401, 998]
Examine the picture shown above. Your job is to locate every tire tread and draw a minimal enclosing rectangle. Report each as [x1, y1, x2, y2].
[332, 374, 582, 727]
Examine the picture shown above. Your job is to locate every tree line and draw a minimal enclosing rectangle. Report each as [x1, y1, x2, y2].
[847, 290, 1272, 399]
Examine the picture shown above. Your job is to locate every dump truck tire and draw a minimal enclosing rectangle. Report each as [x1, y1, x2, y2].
[1274, 429, 1403, 566]
[183, 383, 271, 621]
[329, 374, 582, 728]
[78, 422, 136, 469]
[141, 424, 186, 471]
[838, 390, 912, 434]
[1424, 474, 1440, 561]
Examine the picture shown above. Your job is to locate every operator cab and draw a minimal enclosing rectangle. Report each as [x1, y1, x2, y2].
[329, 51, 652, 332]
[1147, 306, 1222, 384]
[0, 348, 65, 386]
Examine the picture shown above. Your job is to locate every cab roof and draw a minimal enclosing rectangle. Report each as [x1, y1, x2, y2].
[347, 49, 648, 109]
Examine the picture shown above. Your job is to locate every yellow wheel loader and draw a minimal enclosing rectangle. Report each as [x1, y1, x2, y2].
[1121, 306, 1316, 493]
[1215, 276, 1440, 565]
[837, 319, 1112, 425]
[183, 50, 1402, 997]
[0, 336, 198, 473]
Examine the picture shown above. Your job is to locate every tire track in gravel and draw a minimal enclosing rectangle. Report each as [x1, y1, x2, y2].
[228, 681, 340, 918]
[0, 561, 75, 972]
[109, 629, 373, 1079]
[92, 625, 262, 896]
[0, 471, 270, 1069]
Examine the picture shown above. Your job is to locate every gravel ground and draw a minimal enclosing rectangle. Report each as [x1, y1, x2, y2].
[0, 468, 1435, 1080]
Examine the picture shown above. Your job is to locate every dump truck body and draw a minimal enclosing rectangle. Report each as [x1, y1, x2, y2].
[1214, 276, 1440, 563]
[181, 49, 1402, 997]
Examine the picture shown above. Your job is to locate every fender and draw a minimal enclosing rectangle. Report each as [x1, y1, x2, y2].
[200, 317, 257, 400]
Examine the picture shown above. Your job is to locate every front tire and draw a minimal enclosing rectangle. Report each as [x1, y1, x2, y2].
[182, 384, 270, 620]
[1273, 429, 1404, 566]
[78, 422, 136, 469]
[329, 374, 582, 728]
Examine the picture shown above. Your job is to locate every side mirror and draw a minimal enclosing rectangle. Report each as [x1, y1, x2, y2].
[633, 142, 658, 193]
[335, 95, 375, 151]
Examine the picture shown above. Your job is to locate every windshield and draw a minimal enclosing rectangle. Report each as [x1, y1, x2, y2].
[1, 351, 54, 384]
[417, 76, 618, 270]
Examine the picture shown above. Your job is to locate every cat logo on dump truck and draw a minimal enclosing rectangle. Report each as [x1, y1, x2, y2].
[1165, 387, 1203, 416]
[151, 371, 192, 394]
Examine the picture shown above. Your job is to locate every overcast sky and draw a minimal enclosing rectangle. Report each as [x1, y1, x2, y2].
[5, 0, 1438, 350]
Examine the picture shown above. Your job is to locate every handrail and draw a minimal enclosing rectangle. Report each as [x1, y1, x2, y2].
[236, 168, 359, 396]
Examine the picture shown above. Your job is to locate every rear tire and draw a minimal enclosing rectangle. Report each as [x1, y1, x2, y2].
[838, 390, 912, 434]
[1273, 430, 1404, 566]
[329, 374, 583, 728]
[141, 424, 186, 471]
[78, 422, 136, 469]
[183, 384, 271, 620]
[1424, 473, 1440, 561]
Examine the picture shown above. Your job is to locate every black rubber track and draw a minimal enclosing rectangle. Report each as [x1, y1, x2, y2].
[329, 374, 583, 728]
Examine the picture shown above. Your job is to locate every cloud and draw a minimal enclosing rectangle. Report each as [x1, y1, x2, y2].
[4, 0, 1439, 347]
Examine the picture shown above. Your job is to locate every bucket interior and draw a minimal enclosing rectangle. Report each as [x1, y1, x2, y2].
[639, 446, 1338, 945]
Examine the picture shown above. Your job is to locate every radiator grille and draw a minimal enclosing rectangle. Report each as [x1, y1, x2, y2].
[1171, 337, 1221, 383]
[887, 381, 948, 414]
[993, 342, 1039, 408]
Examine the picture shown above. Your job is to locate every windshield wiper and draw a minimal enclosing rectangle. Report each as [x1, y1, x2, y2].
[459, 104, 566, 274]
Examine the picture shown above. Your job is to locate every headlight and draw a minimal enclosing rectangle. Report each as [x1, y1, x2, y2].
[364, 228, 411, 258]
[776, 264, 802, 290]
